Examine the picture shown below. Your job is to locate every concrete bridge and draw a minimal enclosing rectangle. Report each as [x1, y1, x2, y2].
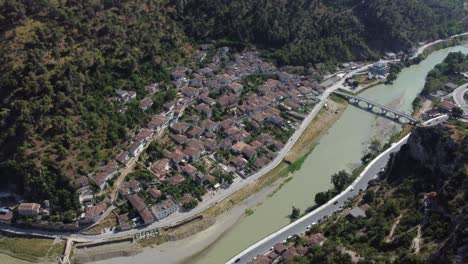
[333, 90, 420, 125]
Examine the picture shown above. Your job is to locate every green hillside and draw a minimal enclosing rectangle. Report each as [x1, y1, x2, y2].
[0, 0, 187, 213]
[173, 0, 467, 65]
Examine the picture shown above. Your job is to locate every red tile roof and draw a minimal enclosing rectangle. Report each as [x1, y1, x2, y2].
[167, 174, 185, 185]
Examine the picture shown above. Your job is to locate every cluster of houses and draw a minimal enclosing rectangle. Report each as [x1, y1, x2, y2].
[423, 82, 464, 119]
[112, 84, 159, 112]
[4, 46, 326, 229]
[249, 233, 327, 264]
[107, 46, 326, 228]
[0, 202, 47, 224]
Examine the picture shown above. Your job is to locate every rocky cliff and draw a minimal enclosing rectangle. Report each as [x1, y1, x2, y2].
[388, 124, 467, 263]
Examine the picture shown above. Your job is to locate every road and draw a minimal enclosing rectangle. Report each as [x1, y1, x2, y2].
[225, 115, 448, 264]
[453, 83, 468, 116]
[410, 32, 468, 59]
[0, 64, 373, 242]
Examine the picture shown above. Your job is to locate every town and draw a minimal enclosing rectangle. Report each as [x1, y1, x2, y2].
[2, 42, 463, 238]
[0, 46, 332, 231]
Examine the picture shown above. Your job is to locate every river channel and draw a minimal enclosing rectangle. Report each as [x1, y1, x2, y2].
[195, 44, 468, 264]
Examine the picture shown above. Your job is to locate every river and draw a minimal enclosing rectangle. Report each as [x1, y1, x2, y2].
[194, 44, 468, 264]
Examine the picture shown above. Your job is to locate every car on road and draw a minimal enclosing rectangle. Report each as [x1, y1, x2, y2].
[235, 258, 241, 263]
[333, 201, 338, 205]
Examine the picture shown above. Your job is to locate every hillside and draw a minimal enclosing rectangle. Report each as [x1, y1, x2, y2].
[0, 0, 466, 216]
[172, 0, 467, 65]
[0, 0, 188, 214]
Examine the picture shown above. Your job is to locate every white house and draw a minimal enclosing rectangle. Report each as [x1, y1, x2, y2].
[151, 198, 179, 220]
[129, 141, 145, 157]
[17, 203, 41, 217]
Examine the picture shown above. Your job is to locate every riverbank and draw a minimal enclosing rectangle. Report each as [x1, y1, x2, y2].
[0, 253, 40, 264]
[202, 97, 347, 218]
[415, 32, 468, 59]
[0, 235, 64, 263]
[341, 77, 385, 95]
[174, 97, 348, 263]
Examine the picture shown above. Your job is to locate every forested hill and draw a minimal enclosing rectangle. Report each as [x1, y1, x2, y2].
[172, 0, 467, 65]
[0, 0, 465, 214]
[0, 0, 188, 213]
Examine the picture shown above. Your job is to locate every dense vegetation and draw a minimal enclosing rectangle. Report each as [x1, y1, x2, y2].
[0, 0, 187, 217]
[173, 0, 467, 65]
[0, 0, 466, 215]
[290, 124, 467, 263]
[423, 51, 468, 95]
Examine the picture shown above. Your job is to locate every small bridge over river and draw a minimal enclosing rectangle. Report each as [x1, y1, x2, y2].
[333, 90, 420, 125]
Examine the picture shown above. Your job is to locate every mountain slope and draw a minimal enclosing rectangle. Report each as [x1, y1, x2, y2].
[0, 0, 187, 214]
[172, 0, 467, 64]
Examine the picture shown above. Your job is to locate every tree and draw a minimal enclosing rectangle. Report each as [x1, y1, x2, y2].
[290, 206, 301, 221]
[315, 191, 331, 206]
[451, 106, 463, 119]
[363, 191, 375, 204]
[332, 252, 353, 264]
[383, 199, 400, 217]
[62, 210, 76, 224]
[369, 139, 382, 152]
[331, 170, 352, 192]
[183, 199, 198, 210]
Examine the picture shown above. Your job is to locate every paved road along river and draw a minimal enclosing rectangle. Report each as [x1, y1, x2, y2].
[194, 44, 468, 264]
